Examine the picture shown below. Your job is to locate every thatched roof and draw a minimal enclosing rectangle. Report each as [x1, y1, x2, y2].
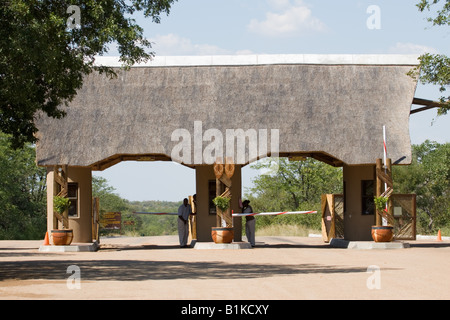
[35, 54, 420, 169]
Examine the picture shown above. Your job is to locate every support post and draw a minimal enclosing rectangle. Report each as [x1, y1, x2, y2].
[213, 158, 234, 228]
[216, 178, 223, 227]
[53, 165, 69, 229]
[386, 158, 393, 224]
[375, 159, 383, 227]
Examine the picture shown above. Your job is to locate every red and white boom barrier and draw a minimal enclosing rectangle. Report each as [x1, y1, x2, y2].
[134, 212, 178, 215]
[232, 211, 317, 217]
[134, 211, 318, 217]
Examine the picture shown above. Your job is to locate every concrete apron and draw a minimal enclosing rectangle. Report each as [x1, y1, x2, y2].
[330, 238, 410, 249]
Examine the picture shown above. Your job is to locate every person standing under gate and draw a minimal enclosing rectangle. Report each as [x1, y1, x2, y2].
[243, 200, 255, 247]
[189, 194, 197, 240]
[178, 198, 192, 248]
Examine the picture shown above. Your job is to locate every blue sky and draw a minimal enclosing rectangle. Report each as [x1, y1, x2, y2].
[95, 0, 450, 202]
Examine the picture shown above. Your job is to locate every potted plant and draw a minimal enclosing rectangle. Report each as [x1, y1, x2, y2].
[51, 196, 74, 245]
[213, 196, 230, 212]
[211, 196, 233, 243]
[372, 196, 394, 242]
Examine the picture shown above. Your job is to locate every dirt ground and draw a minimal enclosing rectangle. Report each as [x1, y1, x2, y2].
[1, 235, 449, 300]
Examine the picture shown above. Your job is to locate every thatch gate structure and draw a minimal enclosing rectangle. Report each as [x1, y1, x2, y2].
[35, 54, 421, 243]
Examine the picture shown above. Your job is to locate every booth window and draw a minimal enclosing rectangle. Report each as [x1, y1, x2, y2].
[208, 180, 216, 215]
[68, 183, 78, 217]
[361, 180, 374, 215]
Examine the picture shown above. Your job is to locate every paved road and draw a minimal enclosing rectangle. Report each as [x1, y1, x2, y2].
[1, 236, 449, 300]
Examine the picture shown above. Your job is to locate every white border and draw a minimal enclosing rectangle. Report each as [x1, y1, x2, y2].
[94, 54, 420, 68]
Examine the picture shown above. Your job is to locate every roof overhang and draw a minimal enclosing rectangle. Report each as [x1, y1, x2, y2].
[35, 54, 421, 169]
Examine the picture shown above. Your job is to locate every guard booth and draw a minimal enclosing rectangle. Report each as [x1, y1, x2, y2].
[321, 193, 416, 243]
[35, 54, 422, 244]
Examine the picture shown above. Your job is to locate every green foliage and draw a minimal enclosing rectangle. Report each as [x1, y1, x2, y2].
[125, 200, 181, 236]
[93, 176, 129, 214]
[92, 176, 181, 236]
[374, 196, 388, 213]
[247, 149, 449, 235]
[0, 0, 177, 148]
[410, 53, 450, 115]
[417, 0, 450, 26]
[1, 138, 448, 239]
[53, 196, 70, 214]
[413, 0, 450, 115]
[120, 212, 143, 236]
[247, 158, 342, 210]
[245, 157, 343, 232]
[0, 133, 47, 239]
[394, 141, 450, 233]
[213, 196, 231, 211]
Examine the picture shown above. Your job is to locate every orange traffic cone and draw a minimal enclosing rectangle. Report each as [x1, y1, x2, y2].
[43, 231, 50, 246]
[437, 229, 442, 242]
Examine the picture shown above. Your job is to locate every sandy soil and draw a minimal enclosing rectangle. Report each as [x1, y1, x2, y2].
[1, 235, 449, 301]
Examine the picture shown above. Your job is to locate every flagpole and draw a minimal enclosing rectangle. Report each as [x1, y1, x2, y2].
[383, 125, 387, 174]
[382, 125, 388, 226]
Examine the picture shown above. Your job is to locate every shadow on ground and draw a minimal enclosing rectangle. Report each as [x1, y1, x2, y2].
[0, 258, 378, 282]
[409, 242, 450, 248]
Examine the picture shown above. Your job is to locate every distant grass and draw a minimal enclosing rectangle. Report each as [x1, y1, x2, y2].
[439, 226, 450, 237]
[255, 224, 320, 237]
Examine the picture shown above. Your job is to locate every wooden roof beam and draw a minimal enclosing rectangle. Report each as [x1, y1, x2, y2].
[411, 98, 445, 115]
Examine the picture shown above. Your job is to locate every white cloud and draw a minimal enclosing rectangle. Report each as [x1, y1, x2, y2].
[389, 42, 439, 55]
[247, 0, 326, 37]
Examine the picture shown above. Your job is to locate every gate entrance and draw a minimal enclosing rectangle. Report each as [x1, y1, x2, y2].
[36, 54, 421, 243]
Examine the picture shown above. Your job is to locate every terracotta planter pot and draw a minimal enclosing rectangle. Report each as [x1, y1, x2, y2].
[211, 227, 234, 244]
[371, 226, 394, 243]
[51, 229, 74, 246]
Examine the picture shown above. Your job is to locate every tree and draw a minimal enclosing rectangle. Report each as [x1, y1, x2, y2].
[247, 158, 342, 211]
[0, 0, 177, 149]
[414, 0, 450, 115]
[0, 133, 47, 239]
[92, 176, 181, 236]
[245, 158, 342, 229]
[92, 176, 129, 213]
[394, 141, 450, 233]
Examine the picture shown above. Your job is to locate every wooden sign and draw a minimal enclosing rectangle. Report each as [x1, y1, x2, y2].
[100, 212, 122, 230]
